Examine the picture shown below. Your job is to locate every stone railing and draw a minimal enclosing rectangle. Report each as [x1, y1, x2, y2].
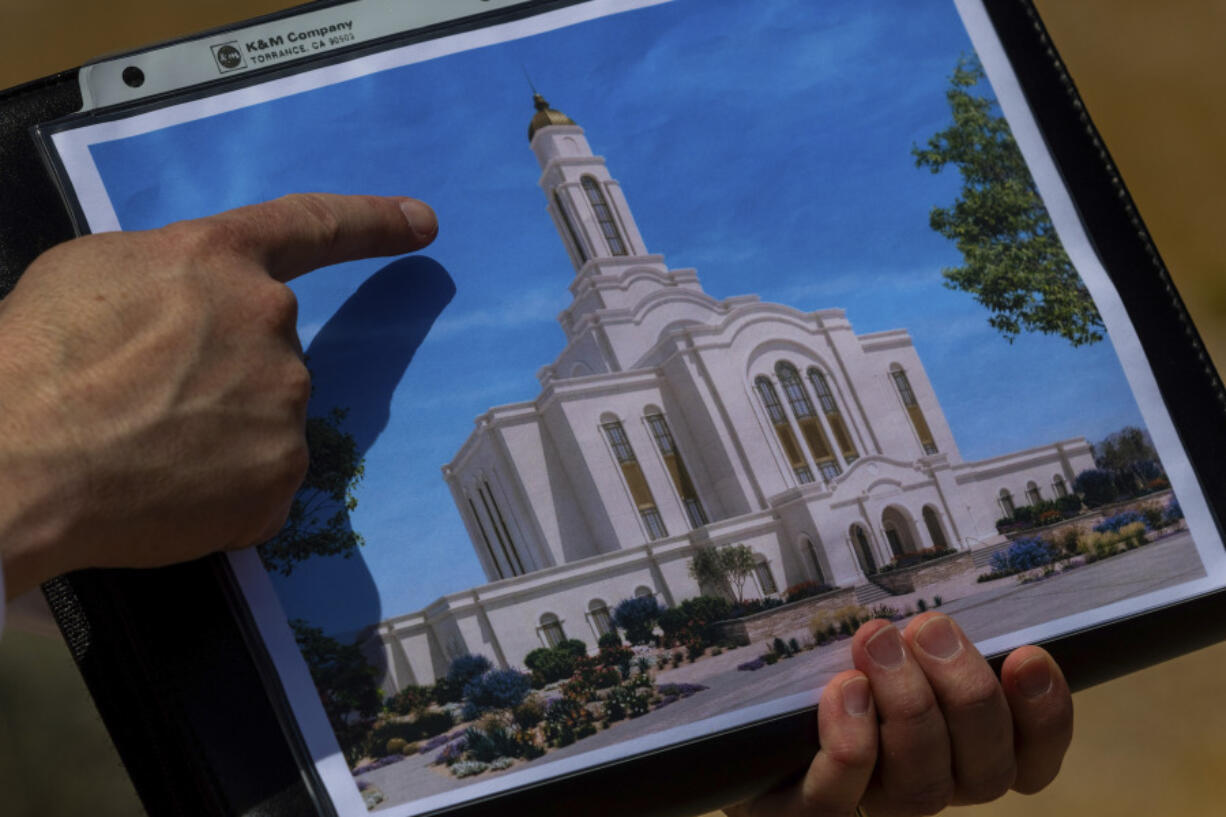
[870, 550, 974, 595]
[711, 587, 856, 646]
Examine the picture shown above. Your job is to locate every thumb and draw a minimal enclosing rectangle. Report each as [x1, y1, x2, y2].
[201, 193, 438, 282]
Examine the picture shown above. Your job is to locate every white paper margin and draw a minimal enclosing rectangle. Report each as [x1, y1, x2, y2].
[43, 0, 1226, 814]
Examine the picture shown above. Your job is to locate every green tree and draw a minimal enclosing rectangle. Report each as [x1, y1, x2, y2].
[720, 544, 758, 603]
[259, 407, 365, 575]
[290, 619, 381, 763]
[1093, 426, 1158, 472]
[914, 55, 1103, 347]
[687, 544, 759, 603]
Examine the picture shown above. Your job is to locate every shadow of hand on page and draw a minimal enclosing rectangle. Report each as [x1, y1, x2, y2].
[263, 256, 455, 669]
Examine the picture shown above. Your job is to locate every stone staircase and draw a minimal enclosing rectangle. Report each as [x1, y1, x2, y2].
[854, 582, 895, 605]
[971, 539, 1014, 569]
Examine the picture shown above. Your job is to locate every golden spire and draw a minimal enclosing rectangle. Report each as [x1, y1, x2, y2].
[528, 93, 576, 141]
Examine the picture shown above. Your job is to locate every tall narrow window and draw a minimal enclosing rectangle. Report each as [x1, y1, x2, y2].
[1052, 474, 1069, 498]
[603, 420, 668, 540]
[478, 482, 524, 575]
[1026, 481, 1042, 505]
[807, 367, 859, 464]
[891, 367, 938, 455]
[582, 176, 628, 256]
[468, 496, 505, 580]
[554, 190, 587, 264]
[999, 489, 1016, 518]
[753, 555, 778, 596]
[645, 413, 708, 528]
[588, 600, 614, 637]
[777, 362, 840, 480]
[539, 613, 566, 648]
[755, 376, 813, 484]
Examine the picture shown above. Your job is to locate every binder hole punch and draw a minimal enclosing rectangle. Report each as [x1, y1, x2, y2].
[121, 66, 145, 88]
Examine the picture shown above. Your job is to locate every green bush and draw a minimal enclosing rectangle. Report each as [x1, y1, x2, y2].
[386, 738, 408, 756]
[512, 697, 545, 730]
[763, 652, 780, 665]
[524, 643, 585, 685]
[771, 637, 791, 658]
[384, 684, 433, 716]
[597, 631, 623, 649]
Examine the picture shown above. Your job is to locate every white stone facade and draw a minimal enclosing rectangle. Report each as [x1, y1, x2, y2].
[370, 98, 1095, 690]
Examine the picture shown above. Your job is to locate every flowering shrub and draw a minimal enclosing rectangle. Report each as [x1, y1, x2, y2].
[737, 658, 766, 672]
[1166, 497, 1184, 523]
[384, 684, 432, 716]
[989, 538, 1058, 574]
[418, 730, 457, 754]
[1094, 510, 1145, 534]
[512, 697, 545, 730]
[603, 683, 651, 722]
[658, 596, 732, 646]
[451, 760, 489, 778]
[352, 753, 406, 775]
[599, 644, 635, 679]
[461, 669, 533, 720]
[433, 736, 467, 766]
[446, 654, 494, 687]
[543, 696, 593, 747]
[1038, 509, 1062, 526]
[612, 595, 662, 645]
[489, 757, 514, 771]
[783, 581, 835, 603]
[729, 597, 786, 617]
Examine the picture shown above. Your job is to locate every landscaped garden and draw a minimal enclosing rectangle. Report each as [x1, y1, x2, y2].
[978, 495, 1184, 584]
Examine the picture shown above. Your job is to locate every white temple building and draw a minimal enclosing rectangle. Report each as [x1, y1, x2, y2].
[370, 96, 1095, 689]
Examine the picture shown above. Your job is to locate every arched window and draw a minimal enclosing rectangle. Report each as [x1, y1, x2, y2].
[753, 554, 778, 596]
[581, 175, 628, 256]
[999, 488, 1016, 518]
[645, 412, 708, 528]
[922, 506, 949, 551]
[807, 367, 859, 463]
[1026, 481, 1042, 505]
[776, 362, 840, 480]
[1052, 474, 1069, 498]
[539, 613, 566, 648]
[554, 189, 587, 264]
[890, 365, 938, 455]
[755, 376, 813, 484]
[602, 419, 667, 540]
[634, 585, 655, 598]
[588, 599, 614, 637]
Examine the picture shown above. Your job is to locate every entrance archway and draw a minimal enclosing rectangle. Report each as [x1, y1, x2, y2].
[881, 506, 917, 557]
[922, 505, 949, 550]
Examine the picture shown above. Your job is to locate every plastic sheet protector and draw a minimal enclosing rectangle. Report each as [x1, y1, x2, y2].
[39, 0, 1226, 813]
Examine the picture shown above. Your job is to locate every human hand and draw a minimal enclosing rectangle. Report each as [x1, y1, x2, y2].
[0, 194, 438, 597]
[724, 614, 1073, 817]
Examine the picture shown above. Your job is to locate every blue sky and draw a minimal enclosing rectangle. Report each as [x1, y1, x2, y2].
[87, 0, 1146, 635]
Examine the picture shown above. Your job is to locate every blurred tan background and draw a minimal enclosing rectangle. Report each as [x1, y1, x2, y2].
[1, 1, 1224, 815]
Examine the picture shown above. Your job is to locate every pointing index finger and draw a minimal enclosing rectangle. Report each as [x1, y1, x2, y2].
[205, 193, 438, 282]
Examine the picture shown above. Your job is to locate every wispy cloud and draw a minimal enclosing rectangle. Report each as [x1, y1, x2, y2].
[428, 287, 564, 340]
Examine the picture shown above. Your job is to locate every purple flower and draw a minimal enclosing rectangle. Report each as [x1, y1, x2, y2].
[737, 659, 766, 672]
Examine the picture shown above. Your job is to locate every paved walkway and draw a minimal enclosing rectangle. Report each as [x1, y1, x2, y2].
[366, 532, 1203, 809]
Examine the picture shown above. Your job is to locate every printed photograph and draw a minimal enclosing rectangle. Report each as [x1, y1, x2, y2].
[57, 0, 1213, 812]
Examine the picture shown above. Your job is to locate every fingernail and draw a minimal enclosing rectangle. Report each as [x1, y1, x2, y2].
[1015, 655, 1053, 699]
[399, 198, 437, 242]
[842, 676, 871, 716]
[915, 615, 963, 661]
[865, 625, 905, 669]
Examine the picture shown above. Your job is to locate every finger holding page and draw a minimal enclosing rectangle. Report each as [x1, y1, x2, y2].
[1000, 646, 1074, 794]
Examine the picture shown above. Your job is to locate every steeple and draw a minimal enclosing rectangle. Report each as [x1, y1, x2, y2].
[528, 93, 575, 141]
[527, 93, 649, 273]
